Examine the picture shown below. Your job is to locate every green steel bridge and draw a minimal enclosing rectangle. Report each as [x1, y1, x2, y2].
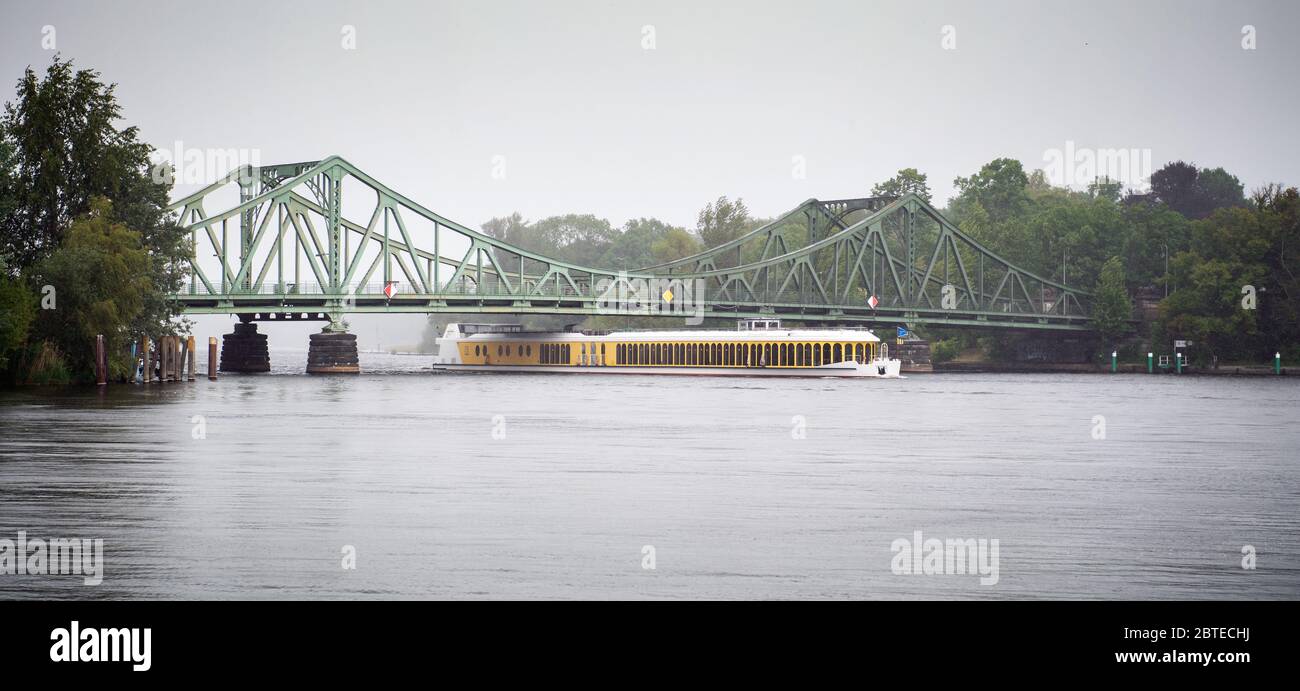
[168, 156, 1094, 332]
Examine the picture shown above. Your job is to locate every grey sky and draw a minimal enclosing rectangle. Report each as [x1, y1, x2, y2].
[3, 0, 1298, 348]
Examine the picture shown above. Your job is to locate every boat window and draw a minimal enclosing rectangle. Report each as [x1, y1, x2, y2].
[834, 344, 842, 362]
[814, 344, 822, 366]
[854, 343, 863, 362]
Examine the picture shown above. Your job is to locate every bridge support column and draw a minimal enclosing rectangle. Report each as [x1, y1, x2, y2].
[220, 319, 270, 372]
[306, 320, 359, 374]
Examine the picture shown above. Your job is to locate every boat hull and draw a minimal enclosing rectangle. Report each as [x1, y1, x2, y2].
[431, 360, 902, 378]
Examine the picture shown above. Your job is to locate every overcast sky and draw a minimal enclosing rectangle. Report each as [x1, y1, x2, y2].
[3, 0, 1298, 348]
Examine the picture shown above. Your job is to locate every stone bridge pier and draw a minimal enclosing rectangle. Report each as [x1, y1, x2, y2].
[306, 316, 359, 374]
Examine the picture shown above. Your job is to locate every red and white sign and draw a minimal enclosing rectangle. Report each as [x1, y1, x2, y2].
[383, 282, 396, 298]
[868, 294, 879, 309]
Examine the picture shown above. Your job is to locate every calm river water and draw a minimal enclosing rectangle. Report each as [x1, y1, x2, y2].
[1, 351, 1297, 599]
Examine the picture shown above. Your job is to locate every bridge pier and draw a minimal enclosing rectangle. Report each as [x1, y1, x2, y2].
[306, 321, 359, 374]
[219, 320, 270, 372]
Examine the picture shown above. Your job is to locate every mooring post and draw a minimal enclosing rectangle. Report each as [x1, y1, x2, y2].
[162, 336, 171, 382]
[143, 336, 152, 384]
[95, 335, 106, 386]
[1276, 352, 1282, 375]
[175, 337, 184, 381]
[1111, 350, 1117, 373]
[187, 336, 197, 381]
[1147, 352, 1153, 374]
[208, 337, 218, 380]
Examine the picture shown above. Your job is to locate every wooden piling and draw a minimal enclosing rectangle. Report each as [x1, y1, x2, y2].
[94, 335, 106, 386]
[174, 337, 183, 381]
[187, 336, 197, 381]
[208, 337, 218, 381]
[143, 336, 152, 383]
[161, 336, 171, 382]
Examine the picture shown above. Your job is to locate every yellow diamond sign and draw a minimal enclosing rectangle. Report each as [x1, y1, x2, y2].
[662, 289, 674, 302]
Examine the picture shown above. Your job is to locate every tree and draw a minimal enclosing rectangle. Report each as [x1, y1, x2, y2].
[0, 255, 35, 370]
[1149, 161, 1244, 219]
[531, 214, 618, 267]
[1149, 161, 1199, 216]
[1087, 176, 1123, 203]
[599, 218, 689, 269]
[951, 158, 1029, 224]
[696, 196, 750, 249]
[1092, 256, 1132, 347]
[651, 226, 701, 264]
[29, 198, 153, 380]
[1, 55, 188, 348]
[871, 168, 931, 203]
[481, 212, 531, 248]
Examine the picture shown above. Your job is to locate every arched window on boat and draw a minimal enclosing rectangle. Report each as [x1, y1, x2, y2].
[833, 344, 842, 363]
[813, 344, 822, 366]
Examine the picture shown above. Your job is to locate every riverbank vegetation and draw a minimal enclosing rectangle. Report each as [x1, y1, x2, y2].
[0, 56, 186, 384]
[425, 162, 1298, 368]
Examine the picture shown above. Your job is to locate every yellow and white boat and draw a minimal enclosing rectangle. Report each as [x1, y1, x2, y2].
[433, 319, 902, 378]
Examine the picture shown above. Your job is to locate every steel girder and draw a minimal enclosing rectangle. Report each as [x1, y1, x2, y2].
[167, 157, 1093, 331]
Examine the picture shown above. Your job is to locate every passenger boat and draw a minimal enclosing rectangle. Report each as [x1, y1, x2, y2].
[432, 319, 902, 378]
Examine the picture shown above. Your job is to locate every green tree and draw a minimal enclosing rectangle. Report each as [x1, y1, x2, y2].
[651, 226, 701, 264]
[532, 214, 617, 267]
[871, 168, 931, 203]
[1092, 256, 1132, 348]
[951, 158, 1029, 225]
[600, 218, 684, 269]
[696, 196, 750, 249]
[1, 55, 188, 347]
[0, 257, 36, 370]
[1149, 161, 1244, 219]
[29, 198, 153, 380]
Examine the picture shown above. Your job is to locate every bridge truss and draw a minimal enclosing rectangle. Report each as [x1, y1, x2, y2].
[168, 157, 1092, 331]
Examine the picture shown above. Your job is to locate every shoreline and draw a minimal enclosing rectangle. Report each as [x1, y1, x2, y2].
[931, 361, 1292, 376]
